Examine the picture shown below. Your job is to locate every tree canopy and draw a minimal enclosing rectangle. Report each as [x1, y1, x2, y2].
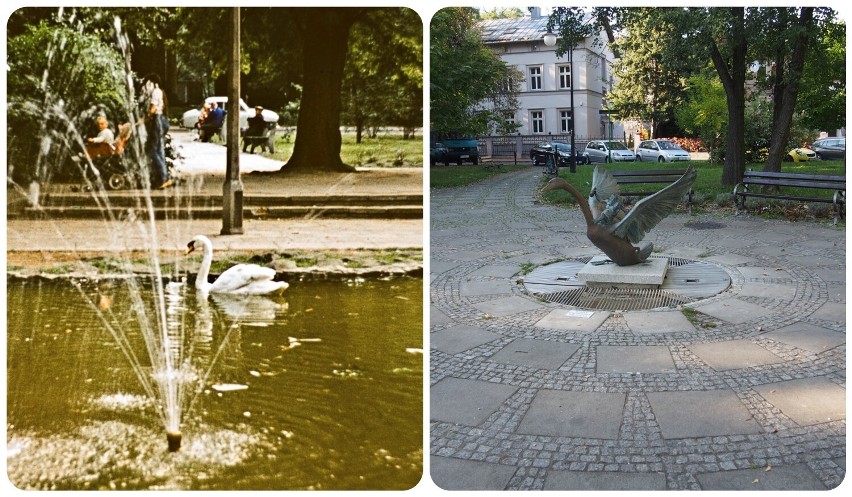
[430, 7, 522, 138]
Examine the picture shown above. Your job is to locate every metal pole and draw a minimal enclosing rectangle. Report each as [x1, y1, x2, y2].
[569, 49, 576, 174]
[222, 7, 243, 235]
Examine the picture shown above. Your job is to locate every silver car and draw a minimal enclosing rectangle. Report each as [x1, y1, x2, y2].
[584, 140, 636, 163]
[636, 139, 691, 163]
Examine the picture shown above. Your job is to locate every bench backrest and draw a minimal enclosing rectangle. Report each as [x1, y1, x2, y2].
[742, 170, 845, 191]
[611, 169, 692, 186]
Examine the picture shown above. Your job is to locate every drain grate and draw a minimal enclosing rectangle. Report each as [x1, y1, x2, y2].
[542, 286, 693, 311]
[524, 256, 731, 311]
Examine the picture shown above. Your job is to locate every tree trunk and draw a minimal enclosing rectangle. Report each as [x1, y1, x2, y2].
[711, 8, 747, 186]
[279, 9, 364, 174]
[764, 8, 814, 174]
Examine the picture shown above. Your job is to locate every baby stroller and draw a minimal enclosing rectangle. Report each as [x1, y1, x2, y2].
[84, 122, 136, 190]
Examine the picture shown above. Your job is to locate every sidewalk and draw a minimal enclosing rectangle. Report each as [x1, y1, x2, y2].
[429, 167, 845, 490]
[6, 129, 423, 258]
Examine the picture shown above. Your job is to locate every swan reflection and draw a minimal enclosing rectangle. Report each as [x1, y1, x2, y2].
[209, 292, 288, 327]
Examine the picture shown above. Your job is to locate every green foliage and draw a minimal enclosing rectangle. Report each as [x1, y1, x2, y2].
[430, 164, 526, 189]
[479, 7, 525, 20]
[674, 72, 727, 158]
[796, 14, 846, 132]
[342, 8, 423, 137]
[7, 20, 128, 183]
[430, 7, 523, 137]
[608, 10, 690, 134]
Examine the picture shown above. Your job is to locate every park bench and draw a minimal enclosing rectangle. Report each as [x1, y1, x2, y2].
[733, 169, 846, 225]
[480, 152, 517, 169]
[611, 168, 695, 214]
[241, 122, 278, 154]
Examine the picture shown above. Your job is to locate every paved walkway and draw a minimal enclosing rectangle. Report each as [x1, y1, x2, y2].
[429, 167, 845, 490]
[6, 129, 423, 255]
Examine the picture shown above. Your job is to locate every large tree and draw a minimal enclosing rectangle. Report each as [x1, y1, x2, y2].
[430, 7, 523, 137]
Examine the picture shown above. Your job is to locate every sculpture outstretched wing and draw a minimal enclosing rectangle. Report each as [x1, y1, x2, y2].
[611, 167, 697, 243]
[589, 166, 621, 218]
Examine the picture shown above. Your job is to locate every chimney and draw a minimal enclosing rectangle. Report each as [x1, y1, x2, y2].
[528, 7, 542, 19]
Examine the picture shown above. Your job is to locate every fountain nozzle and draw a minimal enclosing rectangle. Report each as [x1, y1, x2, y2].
[167, 431, 182, 452]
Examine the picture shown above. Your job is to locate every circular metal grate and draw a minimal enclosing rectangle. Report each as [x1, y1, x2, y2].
[524, 257, 731, 311]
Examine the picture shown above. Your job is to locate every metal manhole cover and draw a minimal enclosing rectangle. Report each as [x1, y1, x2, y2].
[524, 256, 731, 311]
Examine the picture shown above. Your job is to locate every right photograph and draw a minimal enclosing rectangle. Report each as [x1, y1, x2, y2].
[429, 6, 846, 491]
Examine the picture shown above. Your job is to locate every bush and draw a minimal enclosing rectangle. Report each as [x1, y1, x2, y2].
[7, 21, 128, 183]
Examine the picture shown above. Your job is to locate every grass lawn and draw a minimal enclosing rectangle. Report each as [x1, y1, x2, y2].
[430, 163, 529, 188]
[260, 131, 423, 168]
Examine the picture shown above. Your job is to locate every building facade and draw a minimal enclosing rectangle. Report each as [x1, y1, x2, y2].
[477, 8, 626, 142]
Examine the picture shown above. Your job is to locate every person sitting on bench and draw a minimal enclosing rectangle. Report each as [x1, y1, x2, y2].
[199, 102, 225, 142]
[243, 106, 268, 153]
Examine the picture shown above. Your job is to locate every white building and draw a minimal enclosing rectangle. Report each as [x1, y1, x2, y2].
[477, 8, 626, 142]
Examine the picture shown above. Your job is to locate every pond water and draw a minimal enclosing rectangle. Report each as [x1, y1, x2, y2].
[6, 275, 423, 490]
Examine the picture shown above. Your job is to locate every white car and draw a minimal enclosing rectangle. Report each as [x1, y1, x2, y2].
[636, 139, 691, 163]
[584, 140, 636, 163]
[181, 96, 279, 129]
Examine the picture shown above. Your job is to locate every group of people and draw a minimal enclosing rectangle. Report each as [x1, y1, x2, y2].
[84, 73, 173, 189]
[195, 101, 226, 142]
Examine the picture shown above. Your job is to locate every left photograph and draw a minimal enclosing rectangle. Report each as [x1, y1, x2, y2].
[6, 6, 423, 490]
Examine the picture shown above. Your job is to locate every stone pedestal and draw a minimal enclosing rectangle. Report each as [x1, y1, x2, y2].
[578, 256, 669, 288]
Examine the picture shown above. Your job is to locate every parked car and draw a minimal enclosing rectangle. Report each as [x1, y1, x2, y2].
[786, 147, 817, 162]
[636, 139, 691, 163]
[442, 138, 480, 165]
[529, 141, 589, 167]
[181, 96, 279, 130]
[810, 137, 845, 160]
[584, 140, 636, 163]
[430, 142, 448, 165]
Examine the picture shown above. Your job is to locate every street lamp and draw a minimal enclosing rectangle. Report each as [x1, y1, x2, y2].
[543, 27, 576, 173]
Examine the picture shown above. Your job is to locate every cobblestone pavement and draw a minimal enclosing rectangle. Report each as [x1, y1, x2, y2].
[429, 167, 845, 490]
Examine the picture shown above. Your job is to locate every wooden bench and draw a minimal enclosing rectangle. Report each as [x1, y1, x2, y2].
[479, 152, 517, 169]
[734, 169, 846, 224]
[612, 168, 695, 213]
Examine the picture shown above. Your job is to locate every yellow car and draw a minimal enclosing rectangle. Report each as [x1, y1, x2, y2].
[786, 147, 817, 162]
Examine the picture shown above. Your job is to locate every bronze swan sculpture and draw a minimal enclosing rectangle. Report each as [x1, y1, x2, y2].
[542, 166, 697, 266]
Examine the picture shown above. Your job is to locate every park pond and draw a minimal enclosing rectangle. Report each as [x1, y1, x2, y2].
[6, 274, 423, 490]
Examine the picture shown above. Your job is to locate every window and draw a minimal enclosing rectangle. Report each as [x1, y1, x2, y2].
[529, 66, 543, 91]
[559, 110, 573, 133]
[530, 110, 544, 134]
[504, 111, 516, 128]
[558, 65, 572, 89]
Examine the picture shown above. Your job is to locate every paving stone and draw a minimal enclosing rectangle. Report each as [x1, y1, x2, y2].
[596, 345, 676, 373]
[737, 281, 797, 299]
[691, 298, 772, 324]
[737, 266, 792, 280]
[460, 280, 513, 297]
[658, 246, 707, 259]
[809, 301, 845, 323]
[431, 324, 502, 354]
[431, 260, 461, 275]
[445, 250, 488, 262]
[468, 264, 523, 278]
[647, 390, 763, 438]
[518, 389, 626, 439]
[753, 377, 846, 426]
[534, 308, 610, 333]
[489, 338, 581, 370]
[695, 464, 826, 490]
[688, 340, 784, 371]
[472, 296, 544, 318]
[431, 377, 518, 426]
[705, 253, 755, 266]
[431, 456, 516, 490]
[624, 310, 696, 334]
[763, 322, 845, 353]
[544, 470, 667, 490]
[812, 268, 846, 283]
[430, 307, 453, 327]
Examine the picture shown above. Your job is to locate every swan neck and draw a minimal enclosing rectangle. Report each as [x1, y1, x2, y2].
[561, 181, 595, 225]
[196, 239, 214, 291]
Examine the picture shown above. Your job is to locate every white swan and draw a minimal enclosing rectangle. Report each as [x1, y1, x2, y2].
[185, 235, 289, 295]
